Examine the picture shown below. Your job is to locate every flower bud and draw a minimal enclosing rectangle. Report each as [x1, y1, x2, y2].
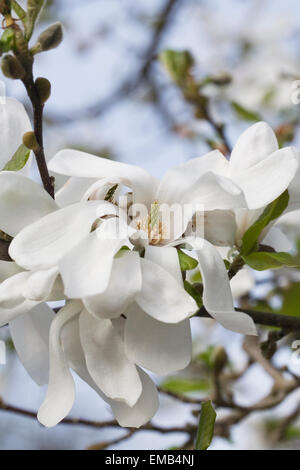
[35, 77, 51, 103]
[36, 22, 63, 52]
[23, 131, 39, 151]
[212, 346, 228, 375]
[1, 54, 25, 79]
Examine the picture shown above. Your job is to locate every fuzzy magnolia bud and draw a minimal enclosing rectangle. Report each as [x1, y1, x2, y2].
[23, 131, 39, 151]
[35, 77, 51, 103]
[1, 54, 25, 79]
[212, 346, 228, 375]
[36, 22, 63, 52]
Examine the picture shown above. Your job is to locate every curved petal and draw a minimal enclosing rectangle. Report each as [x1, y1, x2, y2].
[125, 303, 192, 375]
[0, 97, 32, 174]
[0, 172, 58, 237]
[145, 245, 182, 283]
[22, 267, 59, 301]
[136, 257, 197, 324]
[231, 147, 299, 210]
[110, 368, 159, 428]
[62, 317, 158, 428]
[262, 226, 292, 252]
[9, 201, 114, 270]
[184, 172, 246, 211]
[49, 149, 158, 206]
[230, 267, 254, 300]
[83, 251, 141, 318]
[79, 310, 142, 407]
[9, 303, 55, 385]
[55, 176, 98, 207]
[157, 150, 229, 205]
[230, 122, 278, 173]
[0, 271, 40, 326]
[60, 219, 126, 298]
[37, 300, 82, 427]
[187, 238, 257, 335]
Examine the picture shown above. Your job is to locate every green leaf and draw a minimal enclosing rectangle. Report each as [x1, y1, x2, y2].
[0, 28, 14, 53]
[161, 377, 211, 394]
[2, 144, 30, 171]
[231, 101, 261, 122]
[195, 401, 216, 450]
[158, 49, 194, 85]
[178, 249, 198, 271]
[241, 190, 289, 256]
[184, 280, 202, 308]
[243, 251, 300, 271]
[196, 345, 217, 369]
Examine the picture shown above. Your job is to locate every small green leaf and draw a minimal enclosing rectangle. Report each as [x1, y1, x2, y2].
[158, 49, 194, 85]
[231, 101, 261, 122]
[161, 377, 211, 394]
[241, 190, 289, 256]
[279, 283, 300, 317]
[195, 400, 216, 450]
[178, 249, 198, 271]
[0, 28, 14, 53]
[2, 144, 30, 171]
[196, 345, 217, 369]
[242, 251, 300, 271]
[184, 280, 202, 308]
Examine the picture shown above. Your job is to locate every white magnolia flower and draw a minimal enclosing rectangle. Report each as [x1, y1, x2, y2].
[0, 98, 32, 174]
[36, 300, 159, 428]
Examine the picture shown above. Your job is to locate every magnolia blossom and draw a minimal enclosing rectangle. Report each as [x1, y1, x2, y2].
[198, 122, 300, 250]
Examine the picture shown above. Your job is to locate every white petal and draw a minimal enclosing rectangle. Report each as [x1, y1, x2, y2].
[22, 267, 59, 301]
[230, 147, 299, 210]
[0, 271, 40, 326]
[37, 300, 82, 427]
[0, 98, 32, 174]
[202, 210, 237, 246]
[60, 221, 125, 298]
[9, 201, 114, 270]
[0, 172, 57, 237]
[55, 176, 97, 207]
[49, 149, 158, 206]
[0, 260, 22, 282]
[110, 368, 159, 428]
[9, 303, 55, 385]
[262, 226, 292, 252]
[83, 251, 141, 318]
[79, 310, 142, 407]
[230, 122, 278, 173]
[188, 238, 257, 335]
[136, 257, 197, 323]
[184, 172, 246, 211]
[145, 245, 182, 283]
[157, 150, 229, 205]
[125, 303, 192, 375]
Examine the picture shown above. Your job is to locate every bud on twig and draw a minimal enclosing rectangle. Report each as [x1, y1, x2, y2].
[33, 22, 63, 53]
[1, 54, 25, 79]
[35, 77, 51, 103]
[26, 0, 45, 40]
[23, 131, 39, 151]
[212, 346, 228, 375]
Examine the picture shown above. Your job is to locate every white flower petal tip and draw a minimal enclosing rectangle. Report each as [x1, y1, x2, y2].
[210, 310, 257, 336]
[110, 369, 159, 428]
